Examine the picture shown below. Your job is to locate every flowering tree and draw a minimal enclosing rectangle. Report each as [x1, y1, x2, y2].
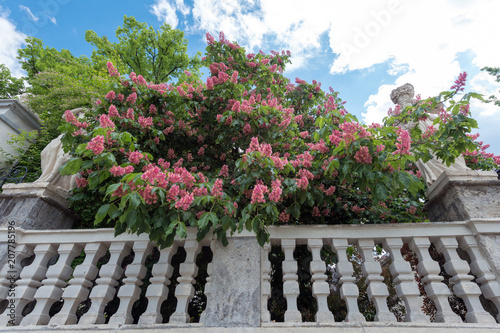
[60, 33, 499, 247]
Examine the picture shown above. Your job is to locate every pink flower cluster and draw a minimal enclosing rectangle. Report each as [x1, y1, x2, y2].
[86, 135, 105, 155]
[354, 146, 372, 164]
[393, 128, 412, 155]
[107, 62, 120, 77]
[138, 116, 153, 129]
[211, 179, 223, 197]
[451, 72, 467, 92]
[99, 114, 115, 130]
[110, 165, 135, 177]
[251, 184, 269, 204]
[269, 179, 282, 203]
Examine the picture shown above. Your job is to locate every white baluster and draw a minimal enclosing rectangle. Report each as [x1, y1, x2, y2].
[331, 238, 365, 322]
[260, 242, 272, 323]
[408, 237, 461, 322]
[281, 238, 302, 322]
[49, 242, 107, 325]
[78, 241, 131, 324]
[434, 237, 496, 323]
[138, 242, 178, 324]
[199, 242, 214, 324]
[0, 244, 32, 301]
[357, 239, 396, 322]
[459, 235, 500, 321]
[308, 238, 334, 322]
[170, 240, 201, 323]
[108, 241, 153, 324]
[383, 238, 429, 322]
[21, 243, 82, 325]
[0, 243, 57, 325]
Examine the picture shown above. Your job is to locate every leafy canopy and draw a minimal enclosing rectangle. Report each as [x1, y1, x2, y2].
[85, 15, 202, 84]
[0, 64, 24, 99]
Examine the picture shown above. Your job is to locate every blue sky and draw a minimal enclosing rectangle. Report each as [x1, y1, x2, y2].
[1, 0, 500, 155]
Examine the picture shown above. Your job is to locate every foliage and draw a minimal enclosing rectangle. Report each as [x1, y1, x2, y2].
[481, 66, 500, 107]
[60, 33, 499, 247]
[0, 64, 24, 99]
[13, 37, 110, 183]
[85, 15, 203, 84]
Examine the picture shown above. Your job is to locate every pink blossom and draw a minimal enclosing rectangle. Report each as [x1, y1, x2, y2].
[126, 92, 137, 104]
[86, 135, 105, 155]
[125, 108, 135, 120]
[108, 105, 120, 118]
[243, 123, 252, 135]
[251, 184, 268, 204]
[105, 90, 116, 100]
[123, 166, 134, 174]
[110, 165, 126, 177]
[279, 211, 290, 223]
[106, 62, 120, 77]
[269, 179, 282, 203]
[138, 116, 153, 129]
[175, 192, 194, 210]
[75, 176, 88, 188]
[312, 207, 321, 217]
[219, 165, 229, 177]
[231, 70, 238, 84]
[324, 186, 336, 196]
[129, 151, 144, 164]
[211, 179, 223, 197]
[393, 128, 412, 156]
[167, 185, 180, 201]
[451, 72, 467, 92]
[149, 104, 157, 115]
[354, 146, 372, 164]
[232, 101, 240, 112]
[422, 126, 437, 139]
[99, 114, 115, 130]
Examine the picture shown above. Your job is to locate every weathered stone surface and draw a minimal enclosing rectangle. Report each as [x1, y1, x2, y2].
[0, 183, 78, 230]
[477, 234, 500, 282]
[424, 170, 500, 222]
[204, 237, 261, 327]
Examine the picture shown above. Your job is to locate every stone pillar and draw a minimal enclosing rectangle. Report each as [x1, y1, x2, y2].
[424, 170, 500, 222]
[0, 182, 79, 230]
[203, 236, 261, 327]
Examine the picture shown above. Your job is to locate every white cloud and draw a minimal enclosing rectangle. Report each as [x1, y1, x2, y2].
[150, 0, 180, 28]
[19, 5, 39, 22]
[46, 14, 57, 25]
[191, 0, 335, 71]
[0, 8, 27, 78]
[150, 0, 191, 28]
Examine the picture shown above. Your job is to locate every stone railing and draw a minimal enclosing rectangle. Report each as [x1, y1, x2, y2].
[1, 219, 500, 332]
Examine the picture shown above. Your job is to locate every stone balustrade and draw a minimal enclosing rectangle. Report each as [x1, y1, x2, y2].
[1, 219, 500, 332]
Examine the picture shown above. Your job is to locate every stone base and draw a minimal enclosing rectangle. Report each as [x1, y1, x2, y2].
[424, 170, 500, 222]
[204, 237, 261, 327]
[0, 182, 79, 229]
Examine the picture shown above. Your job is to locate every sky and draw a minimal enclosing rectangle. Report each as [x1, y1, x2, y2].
[1, 0, 500, 155]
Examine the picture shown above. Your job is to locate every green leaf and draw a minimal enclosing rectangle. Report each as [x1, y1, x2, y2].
[60, 158, 82, 175]
[95, 204, 110, 225]
[129, 192, 142, 208]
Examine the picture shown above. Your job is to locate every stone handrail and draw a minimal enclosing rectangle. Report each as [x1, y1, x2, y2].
[0, 220, 500, 332]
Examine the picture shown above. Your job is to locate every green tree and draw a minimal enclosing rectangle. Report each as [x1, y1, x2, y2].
[14, 37, 110, 182]
[0, 64, 24, 99]
[85, 15, 202, 84]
